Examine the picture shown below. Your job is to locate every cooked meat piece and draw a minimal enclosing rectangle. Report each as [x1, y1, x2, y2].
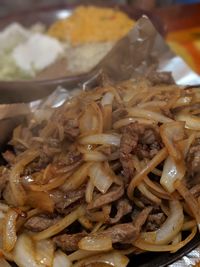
[190, 184, 200, 198]
[53, 233, 86, 251]
[0, 167, 8, 197]
[145, 213, 166, 231]
[2, 150, 16, 165]
[120, 122, 162, 178]
[112, 108, 128, 123]
[186, 139, 200, 177]
[25, 215, 59, 232]
[54, 223, 139, 250]
[147, 71, 174, 86]
[87, 223, 139, 244]
[119, 125, 138, 178]
[108, 199, 132, 224]
[64, 119, 80, 140]
[50, 185, 85, 214]
[104, 223, 138, 243]
[53, 150, 82, 173]
[23, 152, 51, 175]
[66, 150, 82, 165]
[87, 185, 124, 210]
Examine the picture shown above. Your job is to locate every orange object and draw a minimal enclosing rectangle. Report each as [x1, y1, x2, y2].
[48, 6, 135, 45]
[167, 27, 200, 74]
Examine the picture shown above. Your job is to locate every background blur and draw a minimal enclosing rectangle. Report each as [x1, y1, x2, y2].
[1, 0, 200, 17]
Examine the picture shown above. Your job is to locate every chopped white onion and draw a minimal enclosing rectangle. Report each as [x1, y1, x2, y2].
[78, 235, 112, 251]
[113, 117, 156, 129]
[101, 92, 114, 106]
[79, 134, 121, 147]
[175, 113, 200, 130]
[35, 239, 54, 266]
[160, 156, 185, 193]
[89, 163, 113, 194]
[53, 250, 72, 267]
[12, 234, 43, 267]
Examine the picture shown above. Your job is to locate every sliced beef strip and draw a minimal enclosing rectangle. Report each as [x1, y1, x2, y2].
[53, 233, 86, 251]
[186, 139, 200, 177]
[120, 122, 162, 178]
[53, 150, 82, 174]
[107, 198, 132, 224]
[145, 213, 166, 231]
[50, 185, 85, 214]
[0, 168, 8, 198]
[2, 150, 16, 165]
[147, 71, 174, 86]
[25, 215, 60, 232]
[54, 211, 151, 251]
[87, 185, 124, 210]
[54, 223, 139, 252]
[112, 108, 128, 123]
[63, 119, 80, 141]
[102, 223, 139, 244]
[23, 152, 51, 176]
[190, 184, 200, 198]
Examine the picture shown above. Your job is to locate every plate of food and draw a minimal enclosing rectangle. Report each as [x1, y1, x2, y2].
[0, 4, 150, 103]
[1, 76, 200, 267]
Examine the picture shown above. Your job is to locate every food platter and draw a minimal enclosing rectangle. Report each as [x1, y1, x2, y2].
[0, 4, 148, 103]
[0, 4, 200, 267]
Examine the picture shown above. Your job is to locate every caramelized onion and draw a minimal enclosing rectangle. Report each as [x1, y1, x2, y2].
[35, 239, 54, 266]
[134, 226, 196, 252]
[89, 163, 113, 194]
[127, 148, 168, 199]
[137, 182, 161, 204]
[160, 156, 185, 193]
[160, 122, 185, 161]
[9, 151, 39, 206]
[79, 134, 121, 147]
[83, 151, 107, 162]
[79, 102, 103, 135]
[26, 191, 54, 212]
[73, 251, 129, 267]
[12, 233, 54, 267]
[78, 235, 112, 251]
[175, 180, 200, 230]
[85, 179, 95, 203]
[175, 113, 200, 130]
[127, 107, 173, 123]
[62, 163, 91, 191]
[69, 250, 101, 262]
[3, 209, 18, 252]
[32, 206, 85, 240]
[143, 201, 184, 245]
[113, 117, 156, 129]
[53, 250, 72, 267]
[27, 172, 72, 191]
